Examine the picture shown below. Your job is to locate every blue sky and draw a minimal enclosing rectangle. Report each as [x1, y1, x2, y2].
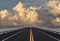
[0, 0, 48, 13]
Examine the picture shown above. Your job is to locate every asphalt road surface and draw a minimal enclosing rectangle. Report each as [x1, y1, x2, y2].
[0, 27, 60, 41]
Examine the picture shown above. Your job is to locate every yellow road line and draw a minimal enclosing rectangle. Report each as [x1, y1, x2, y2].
[30, 28, 34, 41]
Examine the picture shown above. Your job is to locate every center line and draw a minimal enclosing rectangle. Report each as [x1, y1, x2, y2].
[30, 28, 34, 41]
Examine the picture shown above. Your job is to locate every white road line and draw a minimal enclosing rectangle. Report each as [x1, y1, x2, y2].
[34, 29, 60, 41]
[2, 30, 25, 41]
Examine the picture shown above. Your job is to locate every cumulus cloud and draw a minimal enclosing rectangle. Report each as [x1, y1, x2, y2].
[0, 9, 18, 26]
[13, 2, 43, 24]
[0, 0, 60, 26]
[0, 2, 43, 26]
[46, 0, 60, 16]
[46, 0, 60, 26]
[0, 9, 11, 20]
[51, 17, 60, 26]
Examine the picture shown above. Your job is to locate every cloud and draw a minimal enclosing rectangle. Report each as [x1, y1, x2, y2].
[46, 0, 60, 16]
[0, 9, 11, 20]
[13, 2, 43, 24]
[0, 0, 60, 26]
[46, 0, 60, 26]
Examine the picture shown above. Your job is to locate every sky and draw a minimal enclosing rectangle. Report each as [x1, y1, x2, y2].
[0, 0, 49, 13]
[0, 0, 60, 26]
[0, 0, 49, 26]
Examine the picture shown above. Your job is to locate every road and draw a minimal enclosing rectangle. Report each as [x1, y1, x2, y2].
[0, 27, 60, 41]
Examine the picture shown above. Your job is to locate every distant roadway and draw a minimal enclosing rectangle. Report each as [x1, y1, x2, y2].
[0, 27, 60, 41]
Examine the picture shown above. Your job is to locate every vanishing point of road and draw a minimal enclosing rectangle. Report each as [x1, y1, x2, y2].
[0, 27, 60, 41]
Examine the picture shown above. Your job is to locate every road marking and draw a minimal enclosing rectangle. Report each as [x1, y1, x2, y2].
[34, 29, 60, 41]
[2, 30, 25, 41]
[30, 28, 34, 41]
